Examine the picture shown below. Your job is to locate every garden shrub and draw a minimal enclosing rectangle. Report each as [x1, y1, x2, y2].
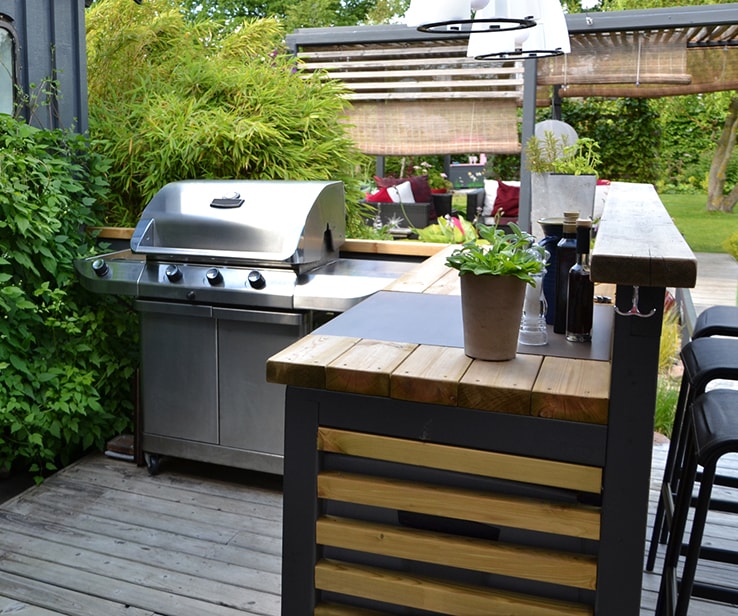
[86, 0, 368, 235]
[0, 115, 138, 480]
[561, 98, 661, 184]
[725, 231, 738, 261]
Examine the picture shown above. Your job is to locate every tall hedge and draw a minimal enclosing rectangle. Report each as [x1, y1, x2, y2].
[86, 0, 369, 232]
[0, 116, 138, 479]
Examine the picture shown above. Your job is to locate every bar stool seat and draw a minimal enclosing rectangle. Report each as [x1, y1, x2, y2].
[656, 388, 738, 615]
[646, 333, 738, 571]
[693, 305, 738, 339]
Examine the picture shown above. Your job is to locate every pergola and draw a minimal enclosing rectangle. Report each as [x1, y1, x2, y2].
[287, 3, 738, 230]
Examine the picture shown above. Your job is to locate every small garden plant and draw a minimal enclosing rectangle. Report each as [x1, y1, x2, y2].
[525, 131, 601, 176]
[445, 221, 545, 283]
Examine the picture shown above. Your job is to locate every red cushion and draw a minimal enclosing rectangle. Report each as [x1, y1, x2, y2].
[374, 175, 432, 203]
[365, 186, 393, 203]
[491, 181, 520, 217]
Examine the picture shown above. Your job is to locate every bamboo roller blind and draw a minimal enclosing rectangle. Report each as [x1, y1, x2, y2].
[293, 23, 738, 154]
[539, 24, 738, 98]
[294, 40, 523, 155]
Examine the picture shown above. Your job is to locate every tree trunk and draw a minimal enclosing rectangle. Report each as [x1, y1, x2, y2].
[707, 95, 738, 213]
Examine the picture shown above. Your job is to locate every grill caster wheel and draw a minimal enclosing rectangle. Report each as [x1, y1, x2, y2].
[144, 453, 161, 476]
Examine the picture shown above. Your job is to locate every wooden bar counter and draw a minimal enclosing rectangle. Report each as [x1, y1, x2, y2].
[267, 182, 697, 616]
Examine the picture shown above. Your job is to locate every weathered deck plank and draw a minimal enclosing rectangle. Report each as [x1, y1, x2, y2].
[0, 454, 282, 616]
[1, 449, 736, 615]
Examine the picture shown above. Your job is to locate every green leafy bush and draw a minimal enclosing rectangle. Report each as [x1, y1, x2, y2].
[86, 0, 367, 233]
[725, 231, 738, 261]
[560, 98, 660, 184]
[0, 115, 138, 480]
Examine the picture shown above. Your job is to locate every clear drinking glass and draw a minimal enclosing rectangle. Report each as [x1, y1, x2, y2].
[519, 256, 548, 346]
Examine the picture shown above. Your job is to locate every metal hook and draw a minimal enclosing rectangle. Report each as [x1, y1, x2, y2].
[614, 285, 657, 318]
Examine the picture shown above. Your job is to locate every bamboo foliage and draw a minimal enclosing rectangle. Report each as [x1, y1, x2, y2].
[86, 0, 366, 227]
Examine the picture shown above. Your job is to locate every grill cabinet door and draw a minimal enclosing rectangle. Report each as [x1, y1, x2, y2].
[137, 301, 218, 444]
[215, 307, 309, 457]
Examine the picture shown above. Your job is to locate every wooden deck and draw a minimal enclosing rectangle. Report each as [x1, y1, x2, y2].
[0, 448, 736, 615]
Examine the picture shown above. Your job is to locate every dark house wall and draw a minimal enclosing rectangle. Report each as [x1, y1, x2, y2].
[0, 0, 88, 132]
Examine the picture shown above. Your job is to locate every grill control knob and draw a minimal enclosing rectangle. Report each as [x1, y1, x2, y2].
[206, 268, 223, 285]
[165, 264, 183, 282]
[92, 258, 109, 277]
[247, 270, 266, 290]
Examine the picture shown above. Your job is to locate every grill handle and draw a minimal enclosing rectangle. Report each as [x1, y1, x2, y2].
[210, 197, 244, 209]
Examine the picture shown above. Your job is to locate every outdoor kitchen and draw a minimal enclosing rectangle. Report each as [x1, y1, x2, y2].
[75, 180, 417, 475]
[3, 1, 738, 615]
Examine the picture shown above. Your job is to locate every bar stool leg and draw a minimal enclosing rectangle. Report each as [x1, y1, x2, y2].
[656, 428, 699, 615]
[675, 461, 718, 616]
[646, 376, 692, 571]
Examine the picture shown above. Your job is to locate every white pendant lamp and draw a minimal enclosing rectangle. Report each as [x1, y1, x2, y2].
[471, 0, 570, 60]
[407, 0, 535, 34]
[405, 0, 470, 29]
[467, 0, 528, 58]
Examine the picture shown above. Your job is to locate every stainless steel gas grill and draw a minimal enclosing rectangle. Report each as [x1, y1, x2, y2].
[76, 180, 414, 475]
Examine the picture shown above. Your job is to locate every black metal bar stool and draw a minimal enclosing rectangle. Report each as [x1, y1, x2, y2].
[692, 305, 738, 339]
[646, 305, 738, 572]
[656, 388, 738, 615]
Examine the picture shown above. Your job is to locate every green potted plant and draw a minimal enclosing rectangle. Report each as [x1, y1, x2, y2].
[413, 161, 455, 217]
[525, 132, 600, 176]
[446, 221, 545, 361]
[525, 131, 601, 237]
[414, 161, 454, 193]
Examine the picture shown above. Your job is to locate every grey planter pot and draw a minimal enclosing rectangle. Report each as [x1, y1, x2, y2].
[530, 173, 597, 238]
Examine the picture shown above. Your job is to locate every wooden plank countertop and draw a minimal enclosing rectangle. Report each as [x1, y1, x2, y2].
[591, 182, 697, 288]
[267, 182, 695, 426]
[268, 237, 612, 425]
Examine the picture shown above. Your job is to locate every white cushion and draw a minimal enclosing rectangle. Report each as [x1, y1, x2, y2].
[482, 179, 499, 216]
[387, 180, 416, 204]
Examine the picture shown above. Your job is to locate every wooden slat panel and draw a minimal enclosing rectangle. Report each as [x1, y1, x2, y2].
[342, 78, 523, 90]
[297, 44, 471, 60]
[390, 345, 472, 405]
[341, 238, 447, 258]
[317, 472, 601, 540]
[532, 357, 611, 425]
[383, 245, 458, 293]
[325, 339, 417, 397]
[315, 603, 390, 616]
[346, 91, 523, 102]
[458, 354, 542, 415]
[265, 334, 359, 389]
[317, 516, 598, 590]
[315, 560, 593, 616]
[318, 428, 602, 493]
[303, 61, 520, 74]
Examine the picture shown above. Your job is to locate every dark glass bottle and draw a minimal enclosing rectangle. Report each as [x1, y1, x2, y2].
[537, 226, 562, 325]
[553, 211, 579, 334]
[566, 218, 594, 342]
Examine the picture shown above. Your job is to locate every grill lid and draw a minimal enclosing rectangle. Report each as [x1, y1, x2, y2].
[130, 180, 346, 267]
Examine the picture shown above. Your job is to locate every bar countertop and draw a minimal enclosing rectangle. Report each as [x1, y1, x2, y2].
[269, 182, 698, 616]
[267, 182, 696, 426]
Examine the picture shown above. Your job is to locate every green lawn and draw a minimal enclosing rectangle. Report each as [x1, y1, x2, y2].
[659, 192, 738, 253]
